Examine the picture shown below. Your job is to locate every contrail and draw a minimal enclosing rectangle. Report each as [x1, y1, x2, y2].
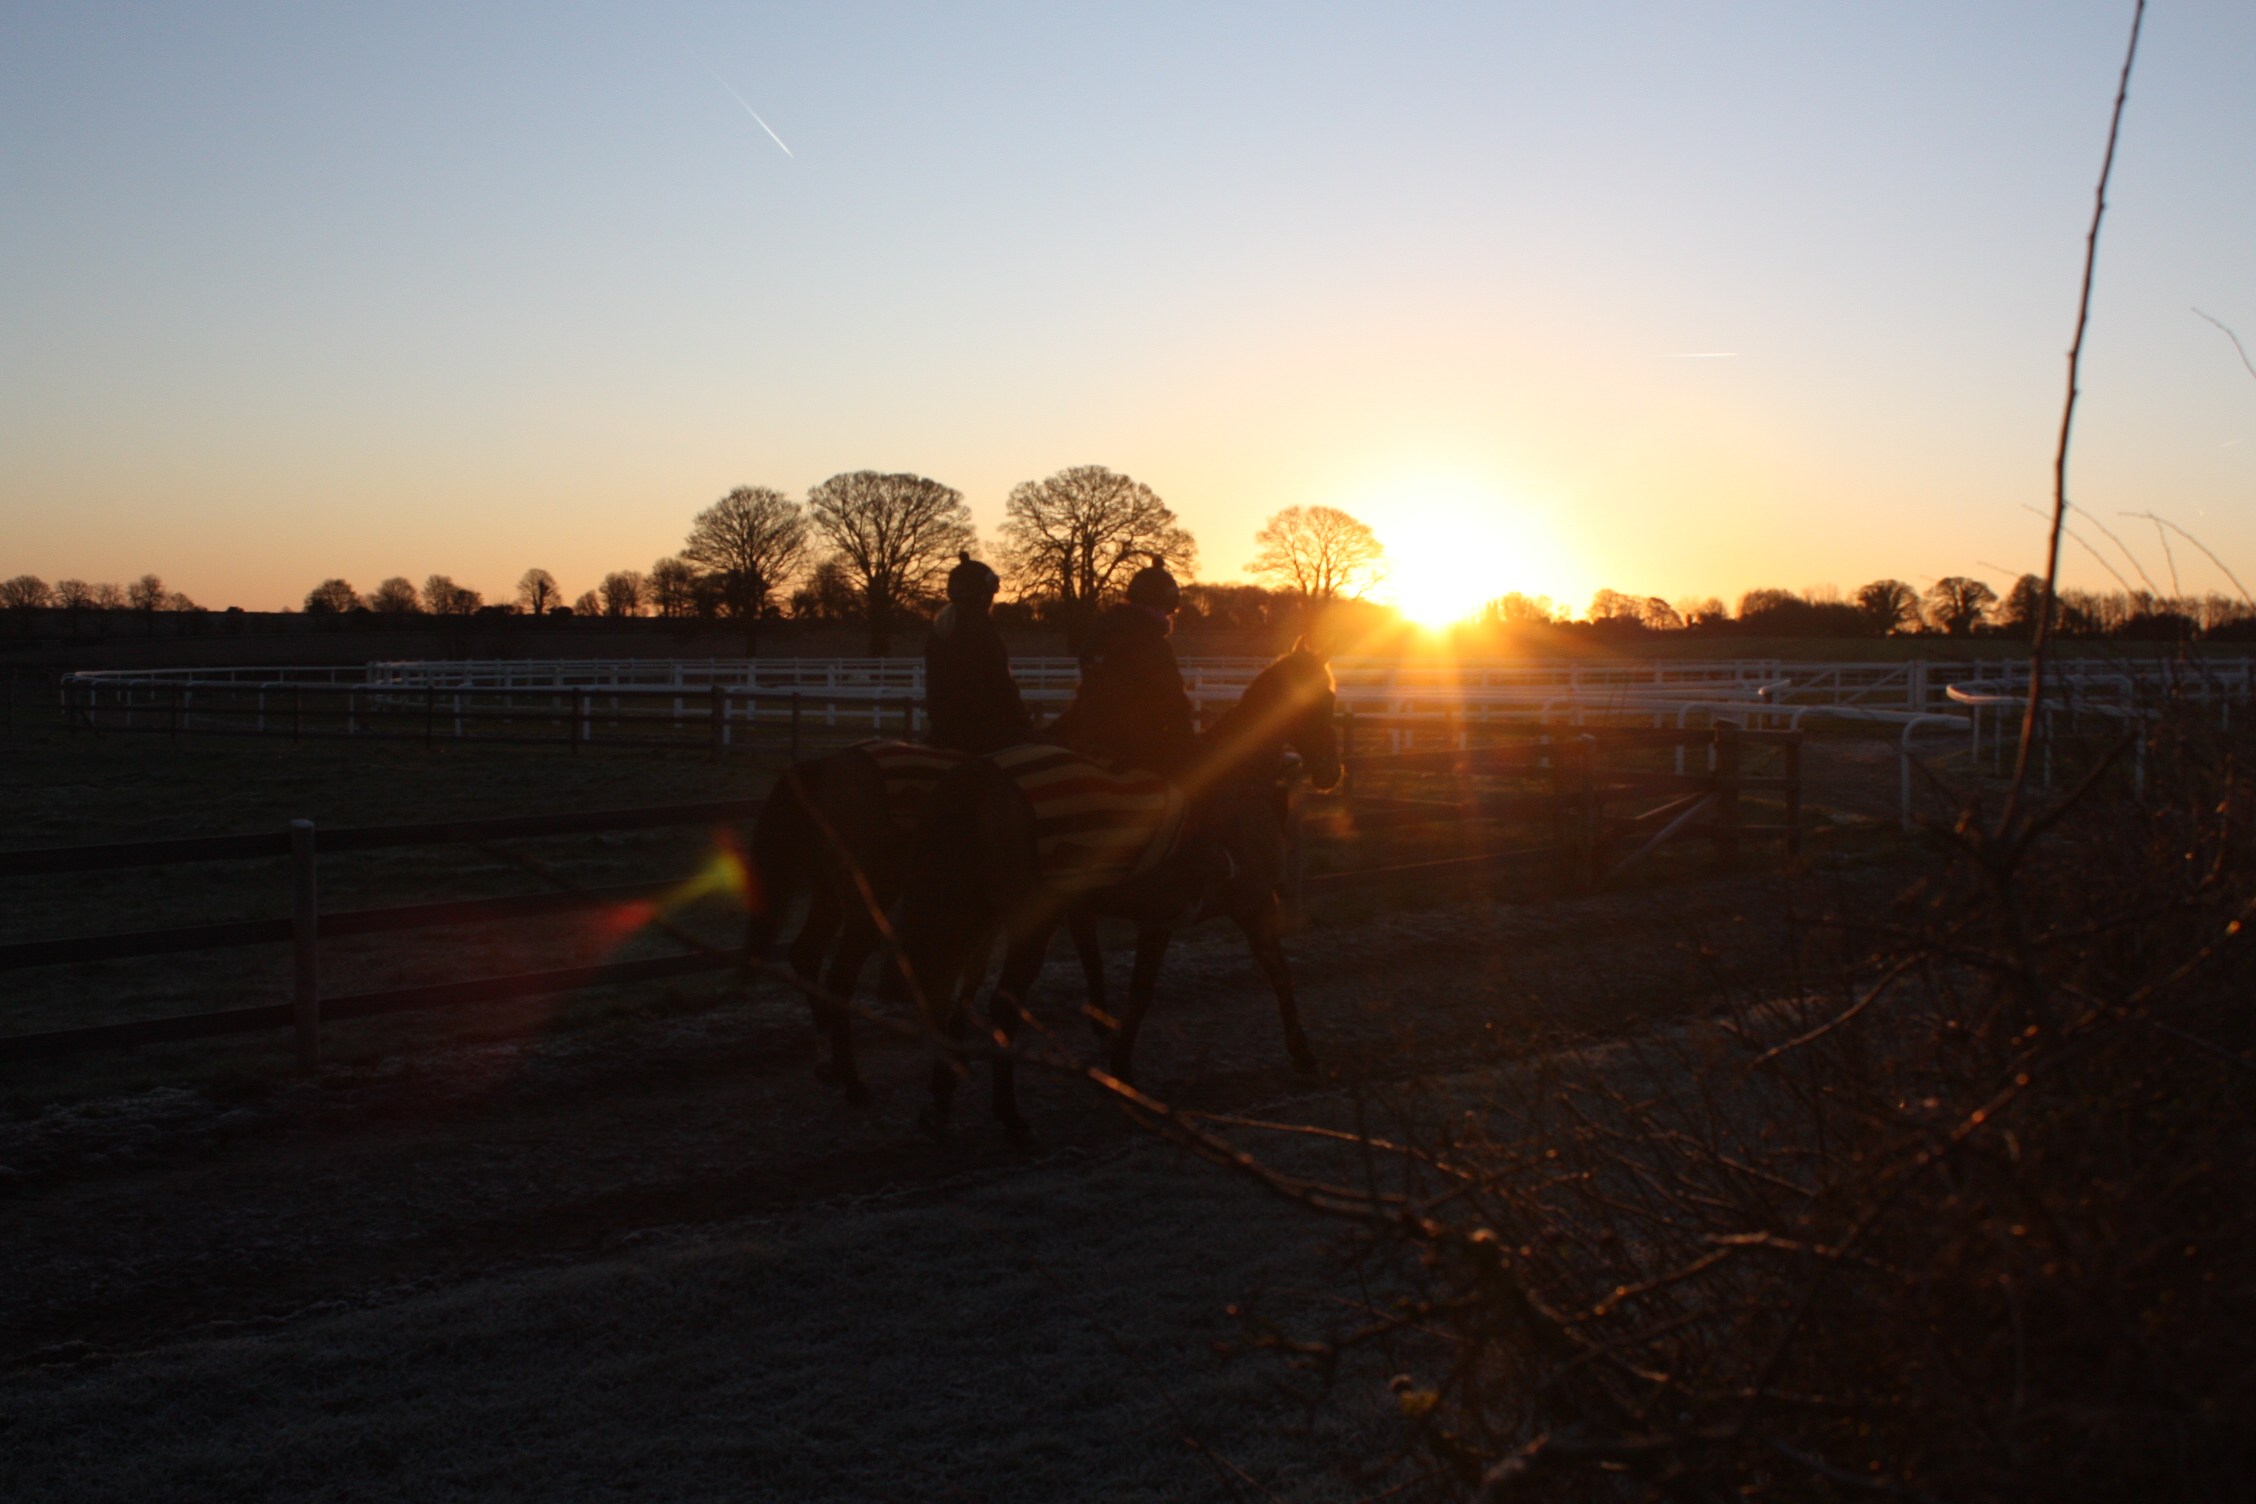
[708, 69, 793, 158]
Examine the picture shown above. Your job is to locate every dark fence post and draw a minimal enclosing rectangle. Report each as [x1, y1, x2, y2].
[1715, 724, 1743, 871]
[1784, 734, 1803, 858]
[291, 819, 320, 1072]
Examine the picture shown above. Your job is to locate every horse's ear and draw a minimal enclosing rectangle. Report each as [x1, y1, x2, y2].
[1292, 634, 1331, 665]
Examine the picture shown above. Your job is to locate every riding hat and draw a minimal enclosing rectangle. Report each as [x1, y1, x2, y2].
[945, 551, 1001, 605]
[1124, 558, 1181, 613]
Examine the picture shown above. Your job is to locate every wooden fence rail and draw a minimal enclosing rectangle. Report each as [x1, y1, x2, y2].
[1, 798, 765, 1066]
[1289, 724, 1803, 905]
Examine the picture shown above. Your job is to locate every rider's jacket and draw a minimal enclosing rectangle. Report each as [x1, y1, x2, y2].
[922, 603, 1034, 754]
[1052, 603, 1199, 778]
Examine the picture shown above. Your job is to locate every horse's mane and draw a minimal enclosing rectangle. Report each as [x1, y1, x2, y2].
[1196, 648, 1335, 788]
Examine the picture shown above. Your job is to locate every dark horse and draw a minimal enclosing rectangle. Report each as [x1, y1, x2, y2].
[746, 747, 916, 1103]
[749, 742, 1113, 1102]
[898, 644, 1343, 1142]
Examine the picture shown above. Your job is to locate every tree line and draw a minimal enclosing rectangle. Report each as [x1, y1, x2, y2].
[1501, 573, 2256, 641]
[11, 473, 2252, 648]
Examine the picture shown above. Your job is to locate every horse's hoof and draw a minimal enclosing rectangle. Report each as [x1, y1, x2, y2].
[916, 1106, 948, 1141]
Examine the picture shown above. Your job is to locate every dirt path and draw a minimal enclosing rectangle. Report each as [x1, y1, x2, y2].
[0, 862, 1889, 1375]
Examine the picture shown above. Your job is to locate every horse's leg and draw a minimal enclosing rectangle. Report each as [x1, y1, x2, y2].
[1105, 922, 1174, 1087]
[816, 906, 882, 1104]
[1236, 890, 1318, 1074]
[791, 885, 849, 1078]
[985, 920, 1055, 1145]
[1067, 909, 1110, 1038]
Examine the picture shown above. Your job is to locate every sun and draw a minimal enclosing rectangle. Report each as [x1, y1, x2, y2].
[1360, 483, 1584, 629]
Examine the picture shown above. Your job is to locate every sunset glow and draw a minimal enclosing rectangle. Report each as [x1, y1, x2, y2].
[1361, 485, 1589, 629]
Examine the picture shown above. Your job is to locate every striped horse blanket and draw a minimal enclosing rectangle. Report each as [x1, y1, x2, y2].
[986, 743, 1190, 895]
[853, 740, 974, 833]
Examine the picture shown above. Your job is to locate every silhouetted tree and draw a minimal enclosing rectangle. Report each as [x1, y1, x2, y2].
[1855, 579, 1922, 635]
[1639, 597, 1683, 630]
[53, 579, 94, 610]
[127, 574, 166, 612]
[1675, 596, 1730, 628]
[1247, 505, 1385, 605]
[570, 590, 599, 615]
[1926, 576, 1998, 637]
[90, 582, 127, 610]
[788, 557, 863, 623]
[516, 569, 561, 616]
[998, 465, 1194, 649]
[1480, 592, 1556, 626]
[1589, 589, 1646, 624]
[807, 471, 976, 655]
[423, 575, 483, 616]
[0, 575, 52, 609]
[368, 577, 421, 614]
[648, 557, 698, 618]
[599, 570, 645, 617]
[304, 578, 361, 614]
[682, 486, 809, 651]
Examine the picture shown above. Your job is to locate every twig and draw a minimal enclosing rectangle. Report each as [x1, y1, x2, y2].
[2012, 0, 2147, 814]
[2192, 306, 2256, 384]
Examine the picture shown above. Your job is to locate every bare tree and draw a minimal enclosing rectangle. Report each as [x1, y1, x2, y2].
[0, 575, 52, 609]
[682, 487, 809, 650]
[570, 590, 599, 616]
[127, 574, 166, 612]
[90, 582, 127, 610]
[1481, 591, 1557, 625]
[164, 590, 198, 612]
[1246, 505, 1385, 604]
[1926, 576, 1999, 637]
[997, 465, 1195, 648]
[54, 579, 94, 610]
[1855, 578, 1922, 634]
[599, 570, 646, 618]
[1589, 588, 1646, 623]
[806, 471, 976, 655]
[516, 568, 561, 616]
[368, 577, 421, 614]
[423, 575, 482, 616]
[1639, 596, 1683, 630]
[788, 557, 863, 622]
[648, 557, 699, 618]
[304, 579, 361, 614]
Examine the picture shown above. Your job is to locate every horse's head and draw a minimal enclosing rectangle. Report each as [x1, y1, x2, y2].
[1198, 638, 1343, 793]
[1231, 637, 1341, 792]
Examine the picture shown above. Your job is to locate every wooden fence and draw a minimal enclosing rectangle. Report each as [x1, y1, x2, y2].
[0, 800, 764, 1066]
[1290, 722, 1802, 906]
[50, 675, 921, 760]
[3, 721, 1804, 1066]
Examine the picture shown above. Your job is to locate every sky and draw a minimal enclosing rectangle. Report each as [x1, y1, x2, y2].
[2, 1, 2252, 621]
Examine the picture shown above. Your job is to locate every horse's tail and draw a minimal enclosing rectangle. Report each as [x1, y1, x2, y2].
[746, 756, 825, 959]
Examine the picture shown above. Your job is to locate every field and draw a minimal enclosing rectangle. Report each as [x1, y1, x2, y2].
[3, 721, 1933, 1499]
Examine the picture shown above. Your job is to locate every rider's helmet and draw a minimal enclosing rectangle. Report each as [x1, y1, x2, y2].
[945, 550, 1000, 606]
[1124, 556, 1181, 613]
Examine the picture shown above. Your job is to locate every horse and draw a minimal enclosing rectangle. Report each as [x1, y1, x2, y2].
[747, 740, 1115, 1103]
[897, 643, 1343, 1142]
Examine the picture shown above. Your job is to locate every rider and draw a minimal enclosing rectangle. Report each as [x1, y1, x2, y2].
[1053, 557, 1200, 779]
[922, 551, 1034, 754]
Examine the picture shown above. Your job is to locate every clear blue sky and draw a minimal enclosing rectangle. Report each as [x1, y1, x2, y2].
[3, 1, 2250, 617]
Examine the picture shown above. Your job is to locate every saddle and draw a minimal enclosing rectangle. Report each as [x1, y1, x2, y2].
[985, 743, 1190, 895]
[853, 740, 975, 832]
